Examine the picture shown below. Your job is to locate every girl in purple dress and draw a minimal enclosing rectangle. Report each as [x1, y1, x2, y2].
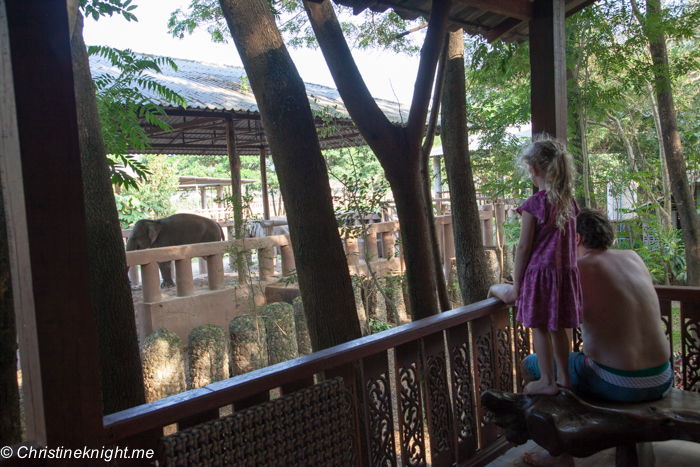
[490, 136, 582, 395]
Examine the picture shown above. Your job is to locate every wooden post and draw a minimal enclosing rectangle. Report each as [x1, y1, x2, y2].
[529, 0, 567, 141]
[496, 202, 506, 247]
[260, 147, 272, 235]
[207, 254, 225, 290]
[175, 258, 195, 297]
[483, 204, 495, 247]
[443, 222, 455, 266]
[227, 118, 242, 238]
[1, 0, 103, 454]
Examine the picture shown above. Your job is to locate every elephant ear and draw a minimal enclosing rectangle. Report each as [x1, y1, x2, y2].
[146, 222, 163, 244]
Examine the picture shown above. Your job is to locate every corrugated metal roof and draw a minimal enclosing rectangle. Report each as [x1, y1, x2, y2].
[89, 53, 410, 124]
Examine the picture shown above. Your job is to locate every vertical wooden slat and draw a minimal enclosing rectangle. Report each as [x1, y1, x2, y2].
[680, 301, 700, 391]
[659, 299, 673, 370]
[394, 341, 427, 467]
[360, 351, 397, 467]
[327, 362, 363, 467]
[3, 0, 104, 456]
[446, 322, 478, 463]
[233, 390, 270, 411]
[471, 315, 498, 447]
[493, 309, 514, 393]
[421, 332, 454, 467]
[513, 308, 531, 393]
[281, 376, 315, 395]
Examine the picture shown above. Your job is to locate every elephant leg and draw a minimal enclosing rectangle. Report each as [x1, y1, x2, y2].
[158, 260, 175, 288]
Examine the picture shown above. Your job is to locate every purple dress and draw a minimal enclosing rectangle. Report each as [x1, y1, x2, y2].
[515, 191, 582, 330]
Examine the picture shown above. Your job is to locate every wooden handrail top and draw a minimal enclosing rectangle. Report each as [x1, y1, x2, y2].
[103, 297, 507, 443]
[125, 235, 290, 267]
[655, 285, 700, 302]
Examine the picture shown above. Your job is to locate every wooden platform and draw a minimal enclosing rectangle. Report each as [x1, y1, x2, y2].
[487, 439, 700, 466]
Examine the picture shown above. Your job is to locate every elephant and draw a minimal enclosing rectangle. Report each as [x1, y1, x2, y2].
[126, 213, 224, 288]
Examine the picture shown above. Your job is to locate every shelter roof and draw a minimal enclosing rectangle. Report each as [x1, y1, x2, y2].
[178, 176, 258, 189]
[89, 53, 411, 156]
[333, 0, 597, 43]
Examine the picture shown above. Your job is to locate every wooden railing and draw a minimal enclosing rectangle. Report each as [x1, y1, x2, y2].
[105, 297, 520, 466]
[102, 284, 700, 465]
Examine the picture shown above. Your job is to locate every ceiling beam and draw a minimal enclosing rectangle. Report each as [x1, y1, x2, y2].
[454, 0, 533, 21]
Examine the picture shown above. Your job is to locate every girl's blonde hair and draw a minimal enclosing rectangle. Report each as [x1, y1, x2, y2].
[517, 134, 575, 230]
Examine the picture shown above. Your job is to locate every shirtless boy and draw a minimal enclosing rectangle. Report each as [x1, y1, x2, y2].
[490, 208, 672, 466]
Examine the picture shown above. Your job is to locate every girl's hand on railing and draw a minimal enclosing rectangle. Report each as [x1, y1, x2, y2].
[489, 283, 517, 305]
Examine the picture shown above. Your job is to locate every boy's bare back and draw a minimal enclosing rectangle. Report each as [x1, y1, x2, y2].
[577, 248, 669, 371]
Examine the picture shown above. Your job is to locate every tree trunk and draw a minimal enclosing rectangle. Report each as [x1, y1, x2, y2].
[441, 29, 492, 304]
[0, 185, 21, 444]
[304, 0, 450, 320]
[218, 0, 362, 350]
[421, 44, 451, 312]
[71, 13, 145, 413]
[638, 0, 700, 285]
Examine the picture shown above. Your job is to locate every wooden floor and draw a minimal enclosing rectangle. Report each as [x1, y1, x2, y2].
[486, 439, 700, 466]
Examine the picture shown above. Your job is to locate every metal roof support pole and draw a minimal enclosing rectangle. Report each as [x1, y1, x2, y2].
[529, 0, 567, 142]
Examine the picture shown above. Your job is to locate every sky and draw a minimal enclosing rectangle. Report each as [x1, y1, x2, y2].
[82, 0, 421, 105]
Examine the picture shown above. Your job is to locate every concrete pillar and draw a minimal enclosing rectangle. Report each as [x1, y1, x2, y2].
[381, 231, 395, 259]
[280, 243, 295, 277]
[258, 246, 275, 281]
[432, 156, 442, 198]
[141, 263, 162, 303]
[207, 254, 225, 290]
[200, 186, 207, 211]
[175, 258, 194, 297]
[366, 231, 379, 263]
[128, 265, 140, 286]
[345, 236, 359, 267]
[198, 257, 208, 275]
[443, 222, 455, 265]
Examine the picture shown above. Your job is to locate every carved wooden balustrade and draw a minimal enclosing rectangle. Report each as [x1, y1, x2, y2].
[104, 297, 520, 466]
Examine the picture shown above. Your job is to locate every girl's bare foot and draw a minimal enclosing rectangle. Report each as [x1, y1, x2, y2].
[523, 379, 559, 396]
[523, 450, 574, 466]
[556, 374, 571, 389]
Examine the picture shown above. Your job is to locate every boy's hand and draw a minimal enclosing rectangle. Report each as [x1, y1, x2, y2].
[488, 284, 517, 305]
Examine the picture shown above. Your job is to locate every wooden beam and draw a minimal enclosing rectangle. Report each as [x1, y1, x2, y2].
[485, 17, 523, 43]
[529, 0, 567, 141]
[2, 0, 103, 457]
[455, 0, 533, 21]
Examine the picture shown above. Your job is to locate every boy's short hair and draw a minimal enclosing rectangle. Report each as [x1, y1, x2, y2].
[577, 208, 614, 250]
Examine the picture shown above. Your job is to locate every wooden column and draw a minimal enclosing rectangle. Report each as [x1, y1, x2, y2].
[529, 0, 567, 142]
[226, 118, 242, 238]
[1, 0, 103, 455]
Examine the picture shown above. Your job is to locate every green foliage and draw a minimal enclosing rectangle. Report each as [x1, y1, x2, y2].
[89, 46, 187, 190]
[80, 0, 137, 22]
[115, 155, 179, 227]
[167, 1, 422, 54]
[369, 318, 393, 334]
